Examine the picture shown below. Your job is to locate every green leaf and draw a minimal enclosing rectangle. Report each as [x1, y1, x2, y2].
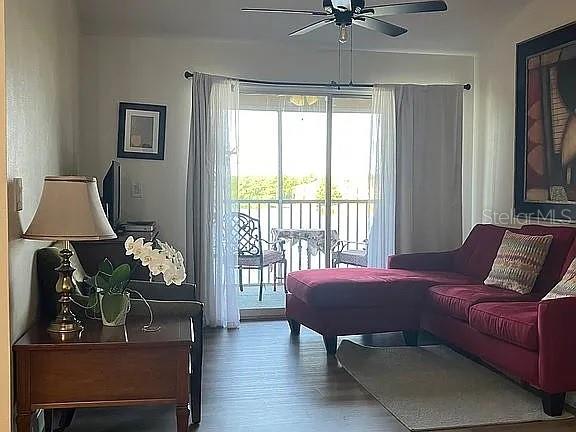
[95, 273, 110, 291]
[101, 293, 128, 323]
[99, 258, 114, 275]
[109, 264, 131, 289]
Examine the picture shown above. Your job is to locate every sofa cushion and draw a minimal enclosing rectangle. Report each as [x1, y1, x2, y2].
[453, 225, 510, 281]
[426, 284, 526, 321]
[519, 225, 576, 295]
[286, 268, 478, 309]
[484, 231, 552, 294]
[543, 257, 576, 300]
[453, 224, 576, 294]
[469, 302, 539, 351]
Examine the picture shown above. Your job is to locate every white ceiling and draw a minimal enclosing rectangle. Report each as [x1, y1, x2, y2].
[77, 0, 533, 54]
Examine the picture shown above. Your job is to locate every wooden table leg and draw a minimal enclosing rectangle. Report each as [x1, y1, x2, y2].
[177, 347, 190, 431]
[16, 352, 32, 432]
[16, 412, 31, 432]
[176, 405, 190, 432]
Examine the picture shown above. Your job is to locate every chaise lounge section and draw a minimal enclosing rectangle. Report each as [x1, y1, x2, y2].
[285, 224, 576, 416]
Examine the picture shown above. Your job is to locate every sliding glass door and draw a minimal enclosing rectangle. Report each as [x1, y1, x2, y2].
[234, 90, 371, 314]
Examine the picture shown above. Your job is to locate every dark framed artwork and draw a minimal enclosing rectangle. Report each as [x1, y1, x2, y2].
[515, 22, 576, 221]
[117, 102, 166, 160]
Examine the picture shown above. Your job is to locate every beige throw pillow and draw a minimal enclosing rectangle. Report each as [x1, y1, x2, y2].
[484, 230, 553, 294]
[543, 258, 576, 300]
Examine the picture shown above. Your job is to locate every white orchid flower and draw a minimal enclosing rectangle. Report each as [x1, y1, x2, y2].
[173, 266, 186, 285]
[149, 255, 171, 276]
[163, 265, 186, 286]
[139, 247, 159, 267]
[124, 236, 136, 255]
[132, 239, 152, 260]
[162, 267, 176, 285]
[126, 236, 186, 285]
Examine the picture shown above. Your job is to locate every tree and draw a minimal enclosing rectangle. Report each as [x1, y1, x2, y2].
[231, 175, 318, 200]
[315, 182, 342, 200]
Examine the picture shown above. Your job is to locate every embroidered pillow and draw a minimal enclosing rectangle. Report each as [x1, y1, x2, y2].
[484, 230, 553, 294]
[543, 258, 576, 300]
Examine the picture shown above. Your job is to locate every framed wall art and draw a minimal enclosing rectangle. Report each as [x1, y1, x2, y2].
[117, 102, 166, 160]
[515, 22, 576, 221]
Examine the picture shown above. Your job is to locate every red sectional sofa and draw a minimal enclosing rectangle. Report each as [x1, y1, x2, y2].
[285, 224, 576, 416]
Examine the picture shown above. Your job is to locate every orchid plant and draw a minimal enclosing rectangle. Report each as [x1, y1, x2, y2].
[84, 237, 186, 328]
[124, 236, 186, 285]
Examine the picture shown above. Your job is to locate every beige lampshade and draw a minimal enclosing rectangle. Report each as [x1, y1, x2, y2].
[23, 176, 117, 241]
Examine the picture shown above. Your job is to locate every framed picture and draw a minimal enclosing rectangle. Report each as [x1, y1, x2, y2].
[117, 102, 166, 160]
[515, 22, 576, 221]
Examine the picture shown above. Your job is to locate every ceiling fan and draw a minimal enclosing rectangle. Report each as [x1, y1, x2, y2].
[242, 1, 448, 43]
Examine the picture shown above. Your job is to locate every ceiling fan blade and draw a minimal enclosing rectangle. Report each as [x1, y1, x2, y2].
[289, 18, 335, 37]
[353, 16, 407, 37]
[362, 1, 447, 16]
[242, 8, 329, 16]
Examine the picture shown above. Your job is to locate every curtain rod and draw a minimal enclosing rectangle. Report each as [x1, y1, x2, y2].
[183, 70, 472, 91]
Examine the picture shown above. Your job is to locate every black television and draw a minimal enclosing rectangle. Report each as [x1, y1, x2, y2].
[102, 161, 121, 229]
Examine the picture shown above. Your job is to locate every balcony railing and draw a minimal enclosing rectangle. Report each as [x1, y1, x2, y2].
[233, 199, 372, 287]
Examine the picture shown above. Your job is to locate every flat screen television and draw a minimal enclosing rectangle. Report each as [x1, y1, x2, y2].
[102, 161, 121, 230]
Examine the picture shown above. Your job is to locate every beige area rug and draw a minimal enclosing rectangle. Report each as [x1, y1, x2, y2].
[336, 340, 573, 431]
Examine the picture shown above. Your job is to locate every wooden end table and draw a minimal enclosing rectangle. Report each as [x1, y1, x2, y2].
[13, 317, 193, 432]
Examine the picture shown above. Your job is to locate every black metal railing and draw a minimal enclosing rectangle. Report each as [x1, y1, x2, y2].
[233, 199, 372, 286]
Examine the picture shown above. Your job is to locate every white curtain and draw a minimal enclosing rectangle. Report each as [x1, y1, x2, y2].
[186, 72, 240, 328]
[367, 86, 396, 268]
[395, 85, 463, 253]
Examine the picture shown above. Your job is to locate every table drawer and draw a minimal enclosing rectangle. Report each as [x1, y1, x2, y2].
[29, 347, 183, 406]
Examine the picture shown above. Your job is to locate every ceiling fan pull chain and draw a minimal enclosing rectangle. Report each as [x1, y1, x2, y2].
[338, 38, 342, 87]
[350, 24, 354, 85]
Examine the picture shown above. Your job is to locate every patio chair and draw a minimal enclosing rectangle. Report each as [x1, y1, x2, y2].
[233, 212, 287, 302]
[332, 239, 368, 268]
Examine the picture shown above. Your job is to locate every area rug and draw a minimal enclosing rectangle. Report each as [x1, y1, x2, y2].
[336, 340, 572, 431]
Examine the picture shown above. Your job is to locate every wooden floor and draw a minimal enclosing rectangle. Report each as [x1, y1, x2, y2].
[67, 321, 576, 432]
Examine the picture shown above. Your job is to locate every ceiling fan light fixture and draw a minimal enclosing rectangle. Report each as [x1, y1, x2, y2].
[332, 0, 352, 11]
[323, 0, 333, 13]
[338, 24, 349, 44]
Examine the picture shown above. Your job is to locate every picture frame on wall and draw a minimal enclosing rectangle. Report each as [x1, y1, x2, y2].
[117, 102, 166, 160]
[514, 22, 576, 221]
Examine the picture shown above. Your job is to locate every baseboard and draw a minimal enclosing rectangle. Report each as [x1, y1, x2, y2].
[240, 307, 285, 320]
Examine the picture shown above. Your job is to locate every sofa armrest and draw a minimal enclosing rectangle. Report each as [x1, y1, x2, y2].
[538, 297, 576, 393]
[128, 280, 197, 301]
[388, 250, 456, 271]
[129, 298, 203, 320]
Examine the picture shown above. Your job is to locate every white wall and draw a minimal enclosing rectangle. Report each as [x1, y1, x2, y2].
[79, 35, 474, 256]
[6, 0, 80, 340]
[0, 0, 12, 428]
[470, 0, 576, 230]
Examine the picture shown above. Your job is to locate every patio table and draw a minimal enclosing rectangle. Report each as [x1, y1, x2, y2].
[271, 228, 339, 269]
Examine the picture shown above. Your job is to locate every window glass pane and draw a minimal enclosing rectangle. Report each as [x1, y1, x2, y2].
[331, 97, 372, 247]
[282, 105, 327, 201]
[331, 97, 371, 199]
[235, 109, 278, 200]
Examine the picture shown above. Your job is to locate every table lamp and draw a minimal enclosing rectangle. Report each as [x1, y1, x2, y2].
[23, 176, 117, 338]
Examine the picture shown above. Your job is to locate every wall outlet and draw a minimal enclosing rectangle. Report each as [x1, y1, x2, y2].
[14, 177, 23, 211]
[131, 182, 144, 199]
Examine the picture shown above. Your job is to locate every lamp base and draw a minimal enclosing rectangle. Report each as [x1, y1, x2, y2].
[49, 246, 83, 340]
[47, 313, 83, 335]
